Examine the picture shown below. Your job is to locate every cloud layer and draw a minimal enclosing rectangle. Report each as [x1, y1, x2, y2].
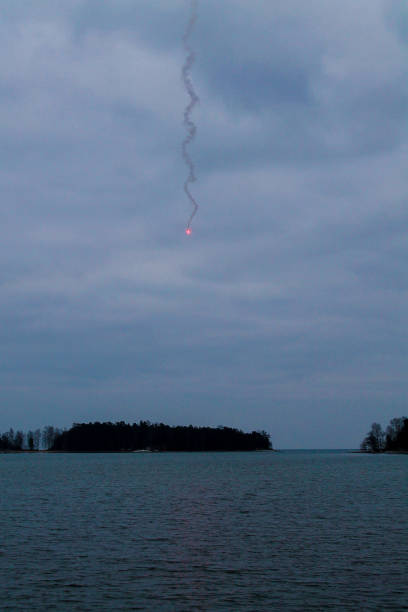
[1, 0, 407, 447]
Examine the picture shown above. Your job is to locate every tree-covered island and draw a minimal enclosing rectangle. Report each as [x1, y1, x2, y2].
[0, 421, 272, 452]
[360, 416, 408, 453]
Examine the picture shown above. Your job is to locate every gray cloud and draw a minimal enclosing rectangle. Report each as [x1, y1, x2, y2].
[0, 1, 407, 447]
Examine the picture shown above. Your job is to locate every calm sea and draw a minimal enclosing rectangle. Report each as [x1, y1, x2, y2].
[1, 450, 407, 611]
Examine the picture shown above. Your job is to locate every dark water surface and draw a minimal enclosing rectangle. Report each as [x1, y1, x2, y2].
[1, 451, 407, 611]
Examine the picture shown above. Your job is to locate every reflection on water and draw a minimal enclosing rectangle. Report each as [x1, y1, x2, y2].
[1, 451, 407, 610]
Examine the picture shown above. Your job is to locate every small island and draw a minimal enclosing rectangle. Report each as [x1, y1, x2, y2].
[1, 421, 272, 452]
[360, 416, 408, 453]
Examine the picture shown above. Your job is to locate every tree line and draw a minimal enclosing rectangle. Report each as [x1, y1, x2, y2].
[0, 426, 61, 451]
[0, 421, 272, 452]
[52, 421, 271, 452]
[360, 416, 408, 453]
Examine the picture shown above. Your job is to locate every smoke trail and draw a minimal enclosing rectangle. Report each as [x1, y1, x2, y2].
[182, 0, 199, 231]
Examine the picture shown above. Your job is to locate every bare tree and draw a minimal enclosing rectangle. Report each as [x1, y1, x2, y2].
[42, 426, 55, 450]
[361, 422, 384, 452]
[26, 430, 34, 451]
[33, 429, 41, 450]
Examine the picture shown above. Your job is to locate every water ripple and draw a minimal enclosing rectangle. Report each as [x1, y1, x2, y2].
[1, 451, 407, 610]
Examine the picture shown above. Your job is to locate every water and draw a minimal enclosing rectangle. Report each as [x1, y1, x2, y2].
[1, 451, 407, 611]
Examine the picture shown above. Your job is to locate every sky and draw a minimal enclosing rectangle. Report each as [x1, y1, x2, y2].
[1, 0, 407, 448]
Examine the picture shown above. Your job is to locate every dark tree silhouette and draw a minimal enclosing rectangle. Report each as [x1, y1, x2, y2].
[385, 417, 408, 451]
[27, 431, 34, 451]
[1, 422, 272, 452]
[360, 423, 385, 452]
[0, 428, 23, 451]
[33, 429, 41, 450]
[51, 421, 272, 452]
[361, 417, 408, 452]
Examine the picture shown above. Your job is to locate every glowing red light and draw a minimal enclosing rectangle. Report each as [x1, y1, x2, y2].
[185, 228, 192, 235]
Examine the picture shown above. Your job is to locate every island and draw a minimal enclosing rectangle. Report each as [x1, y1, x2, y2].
[1, 421, 272, 452]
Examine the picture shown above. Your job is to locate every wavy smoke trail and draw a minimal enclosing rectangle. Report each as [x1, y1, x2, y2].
[182, 0, 199, 232]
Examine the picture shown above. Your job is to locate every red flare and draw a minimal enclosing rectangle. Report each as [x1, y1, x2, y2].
[185, 228, 192, 235]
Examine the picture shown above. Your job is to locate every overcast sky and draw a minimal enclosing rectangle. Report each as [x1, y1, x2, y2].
[1, 0, 407, 448]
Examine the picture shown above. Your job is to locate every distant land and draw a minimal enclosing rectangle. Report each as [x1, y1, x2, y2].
[0, 421, 272, 452]
[360, 416, 408, 453]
